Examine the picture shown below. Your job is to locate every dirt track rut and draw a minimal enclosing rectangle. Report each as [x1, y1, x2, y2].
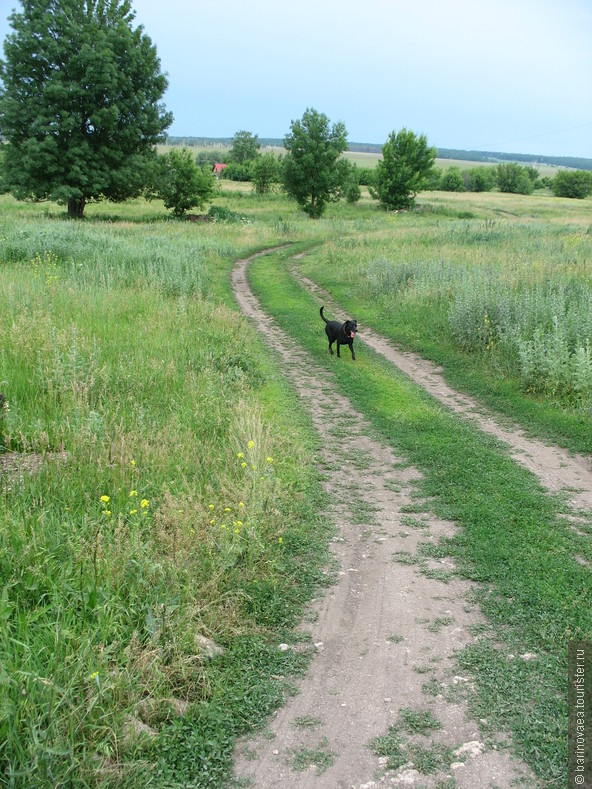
[231, 250, 543, 788]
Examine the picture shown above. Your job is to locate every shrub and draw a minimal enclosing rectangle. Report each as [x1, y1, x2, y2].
[251, 153, 281, 194]
[148, 148, 215, 217]
[424, 168, 442, 190]
[463, 167, 494, 192]
[551, 170, 592, 199]
[440, 167, 465, 192]
[221, 162, 252, 182]
[344, 163, 362, 203]
[356, 167, 376, 187]
[494, 163, 534, 195]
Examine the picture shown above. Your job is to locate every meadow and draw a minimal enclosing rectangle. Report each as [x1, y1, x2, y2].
[0, 184, 591, 786]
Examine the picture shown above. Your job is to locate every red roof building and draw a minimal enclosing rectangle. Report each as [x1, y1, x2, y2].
[212, 163, 227, 177]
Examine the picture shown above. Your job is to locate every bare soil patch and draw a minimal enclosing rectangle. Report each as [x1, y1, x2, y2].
[231, 251, 539, 788]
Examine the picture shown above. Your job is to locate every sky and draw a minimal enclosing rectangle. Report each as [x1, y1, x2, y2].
[1, 0, 591, 158]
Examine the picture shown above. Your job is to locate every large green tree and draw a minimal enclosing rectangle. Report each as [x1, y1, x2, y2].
[370, 128, 436, 210]
[282, 108, 348, 218]
[0, 0, 172, 217]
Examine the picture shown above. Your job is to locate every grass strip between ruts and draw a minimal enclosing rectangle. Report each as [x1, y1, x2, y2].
[248, 247, 592, 785]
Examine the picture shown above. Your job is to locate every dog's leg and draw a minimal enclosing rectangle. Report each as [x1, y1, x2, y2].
[336, 341, 341, 358]
[350, 344, 355, 361]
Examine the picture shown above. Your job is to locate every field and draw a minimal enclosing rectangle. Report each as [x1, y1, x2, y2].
[1, 185, 591, 786]
[160, 142, 562, 177]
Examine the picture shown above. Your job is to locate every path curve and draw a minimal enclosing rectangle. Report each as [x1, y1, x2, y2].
[231, 249, 538, 788]
[293, 265, 592, 516]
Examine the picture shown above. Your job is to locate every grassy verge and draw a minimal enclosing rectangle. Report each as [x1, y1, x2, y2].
[296, 193, 592, 454]
[249, 247, 592, 785]
[0, 200, 333, 786]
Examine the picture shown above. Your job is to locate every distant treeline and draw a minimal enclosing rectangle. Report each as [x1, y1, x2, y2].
[428, 147, 592, 172]
[165, 136, 592, 171]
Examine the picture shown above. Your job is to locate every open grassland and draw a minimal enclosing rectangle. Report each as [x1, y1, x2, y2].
[0, 185, 591, 786]
[0, 196, 332, 787]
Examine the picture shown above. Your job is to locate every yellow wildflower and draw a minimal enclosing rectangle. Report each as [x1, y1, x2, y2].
[237, 452, 244, 459]
[241, 462, 247, 468]
[129, 490, 138, 497]
[248, 440, 255, 449]
[140, 499, 149, 509]
[100, 495, 110, 504]
[129, 509, 138, 515]
[239, 501, 245, 508]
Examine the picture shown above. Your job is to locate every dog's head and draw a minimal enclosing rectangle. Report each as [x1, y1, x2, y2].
[343, 319, 357, 340]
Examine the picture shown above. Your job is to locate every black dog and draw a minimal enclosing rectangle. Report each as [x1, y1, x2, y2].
[320, 306, 357, 360]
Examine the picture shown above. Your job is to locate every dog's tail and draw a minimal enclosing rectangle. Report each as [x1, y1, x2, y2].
[320, 306, 329, 324]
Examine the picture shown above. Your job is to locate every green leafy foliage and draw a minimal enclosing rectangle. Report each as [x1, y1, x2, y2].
[282, 107, 348, 218]
[251, 152, 281, 194]
[370, 128, 437, 210]
[221, 161, 252, 181]
[463, 167, 495, 192]
[440, 166, 465, 192]
[148, 148, 215, 217]
[228, 130, 261, 165]
[343, 162, 362, 203]
[551, 169, 592, 199]
[494, 163, 535, 194]
[0, 0, 172, 217]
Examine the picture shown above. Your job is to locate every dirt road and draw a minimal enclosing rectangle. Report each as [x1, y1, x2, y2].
[229, 248, 581, 787]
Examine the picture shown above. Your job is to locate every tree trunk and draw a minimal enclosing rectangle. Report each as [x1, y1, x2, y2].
[68, 197, 86, 218]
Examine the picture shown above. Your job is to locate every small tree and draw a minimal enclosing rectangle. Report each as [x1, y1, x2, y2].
[551, 169, 592, 199]
[343, 162, 362, 204]
[494, 163, 534, 195]
[464, 167, 494, 192]
[149, 148, 215, 217]
[440, 166, 465, 192]
[251, 152, 280, 194]
[282, 108, 348, 218]
[229, 130, 260, 165]
[0, 0, 172, 218]
[370, 128, 436, 210]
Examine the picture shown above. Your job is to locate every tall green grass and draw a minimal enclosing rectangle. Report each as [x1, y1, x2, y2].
[0, 197, 332, 786]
